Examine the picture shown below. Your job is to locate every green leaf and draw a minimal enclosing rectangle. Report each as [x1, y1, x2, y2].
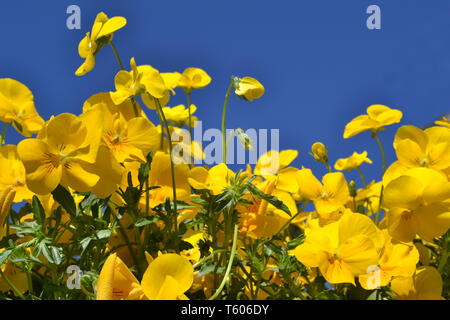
[0, 249, 12, 266]
[246, 183, 291, 216]
[32, 195, 46, 224]
[52, 185, 76, 216]
[135, 216, 158, 227]
[198, 260, 216, 277]
[286, 235, 305, 250]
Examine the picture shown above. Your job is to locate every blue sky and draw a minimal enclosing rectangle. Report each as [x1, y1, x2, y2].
[1, 0, 450, 187]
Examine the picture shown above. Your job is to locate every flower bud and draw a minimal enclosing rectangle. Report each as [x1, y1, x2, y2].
[311, 142, 328, 163]
[233, 76, 264, 101]
[348, 179, 357, 198]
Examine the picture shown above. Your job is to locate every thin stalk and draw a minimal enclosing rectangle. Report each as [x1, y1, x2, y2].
[109, 41, 124, 71]
[154, 98, 178, 231]
[438, 237, 448, 273]
[116, 217, 142, 278]
[325, 162, 332, 173]
[209, 223, 239, 300]
[0, 123, 7, 146]
[221, 82, 233, 164]
[0, 268, 25, 299]
[186, 92, 193, 142]
[375, 134, 386, 175]
[273, 201, 308, 238]
[357, 167, 367, 188]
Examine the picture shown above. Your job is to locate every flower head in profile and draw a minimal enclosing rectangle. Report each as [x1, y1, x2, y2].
[233, 76, 264, 101]
[0, 186, 15, 240]
[141, 253, 194, 300]
[391, 266, 444, 300]
[177, 68, 211, 94]
[434, 114, 450, 128]
[110, 57, 167, 105]
[343, 104, 403, 139]
[334, 151, 372, 172]
[0, 78, 44, 137]
[75, 12, 127, 76]
[310, 142, 328, 163]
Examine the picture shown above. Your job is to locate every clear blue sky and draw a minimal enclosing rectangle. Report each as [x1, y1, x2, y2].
[1, 0, 450, 187]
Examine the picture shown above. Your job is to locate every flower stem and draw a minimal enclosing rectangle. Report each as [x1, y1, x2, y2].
[375, 134, 386, 175]
[222, 82, 233, 164]
[186, 92, 193, 168]
[209, 223, 238, 300]
[1, 123, 7, 146]
[357, 167, 367, 188]
[273, 201, 308, 238]
[109, 41, 124, 71]
[155, 97, 178, 231]
[0, 268, 25, 299]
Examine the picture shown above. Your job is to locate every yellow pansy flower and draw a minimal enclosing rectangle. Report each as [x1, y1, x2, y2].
[188, 163, 234, 195]
[359, 230, 419, 290]
[234, 76, 265, 101]
[148, 151, 191, 207]
[297, 169, 350, 216]
[334, 151, 372, 172]
[161, 104, 199, 127]
[0, 78, 44, 137]
[110, 57, 167, 105]
[84, 95, 160, 163]
[391, 266, 444, 300]
[383, 167, 450, 242]
[141, 253, 194, 300]
[343, 104, 403, 139]
[178, 68, 211, 94]
[294, 212, 381, 285]
[75, 12, 127, 76]
[393, 125, 450, 172]
[0, 145, 34, 202]
[17, 112, 100, 195]
[96, 253, 146, 300]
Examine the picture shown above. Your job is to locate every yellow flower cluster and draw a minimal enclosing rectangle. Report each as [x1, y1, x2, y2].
[0, 11, 447, 301]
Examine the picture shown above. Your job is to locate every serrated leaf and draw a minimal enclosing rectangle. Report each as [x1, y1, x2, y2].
[31, 195, 46, 225]
[0, 249, 12, 266]
[246, 183, 291, 216]
[135, 216, 158, 227]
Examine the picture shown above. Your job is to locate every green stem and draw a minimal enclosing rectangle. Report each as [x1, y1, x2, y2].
[109, 41, 124, 71]
[325, 162, 332, 173]
[357, 167, 367, 188]
[0, 268, 25, 299]
[0, 123, 7, 146]
[273, 201, 308, 238]
[209, 224, 239, 300]
[116, 217, 142, 278]
[186, 92, 193, 141]
[375, 134, 386, 175]
[155, 98, 178, 231]
[221, 82, 233, 164]
[438, 237, 448, 273]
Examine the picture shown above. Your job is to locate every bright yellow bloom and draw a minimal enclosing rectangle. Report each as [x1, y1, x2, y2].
[334, 151, 372, 172]
[359, 230, 419, 290]
[343, 105, 403, 139]
[391, 266, 444, 300]
[75, 12, 127, 76]
[188, 163, 234, 195]
[141, 253, 193, 300]
[297, 169, 350, 216]
[0, 186, 15, 240]
[148, 151, 191, 207]
[84, 94, 160, 163]
[96, 253, 146, 300]
[294, 212, 381, 285]
[18, 112, 101, 195]
[393, 125, 450, 172]
[162, 104, 199, 127]
[110, 57, 166, 105]
[178, 68, 211, 94]
[0, 145, 34, 202]
[311, 142, 328, 163]
[383, 167, 450, 242]
[0, 78, 44, 136]
[234, 76, 264, 101]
